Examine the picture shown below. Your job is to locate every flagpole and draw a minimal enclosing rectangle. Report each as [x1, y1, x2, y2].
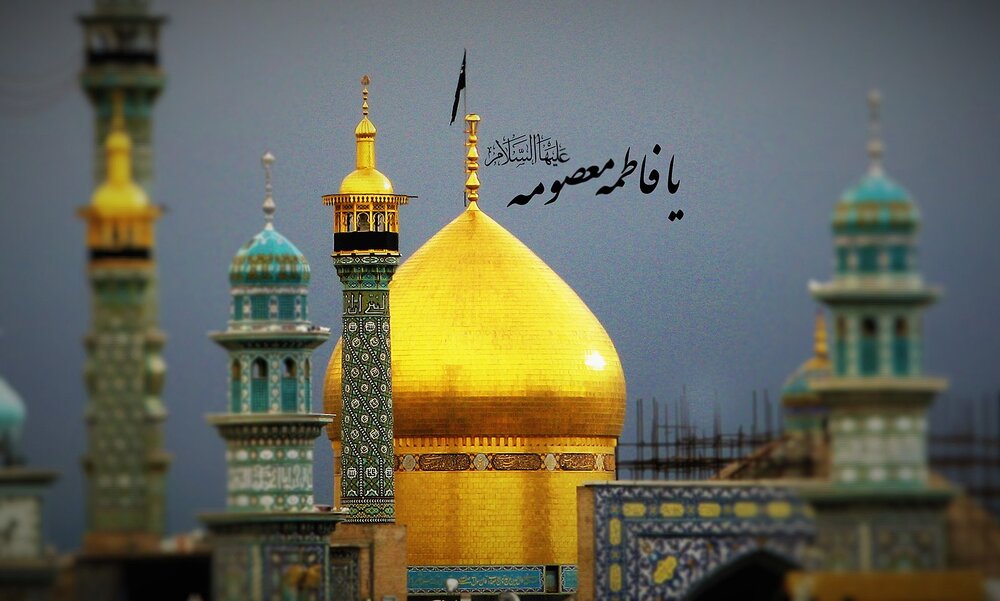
[463, 48, 468, 207]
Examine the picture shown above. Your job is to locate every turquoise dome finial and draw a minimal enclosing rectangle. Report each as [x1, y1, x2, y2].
[866, 89, 884, 177]
[262, 151, 276, 229]
[833, 91, 919, 233]
[229, 153, 311, 288]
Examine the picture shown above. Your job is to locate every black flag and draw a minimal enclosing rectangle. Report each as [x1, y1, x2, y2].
[450, 50, 466, 125]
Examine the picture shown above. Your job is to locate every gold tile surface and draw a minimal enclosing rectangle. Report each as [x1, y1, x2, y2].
[324, 204, 626, 438]
[394, 437, 617, 566]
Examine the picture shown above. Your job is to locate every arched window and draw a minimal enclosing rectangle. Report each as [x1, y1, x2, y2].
[304, 359, 312, 411]
[375, 213, 385, 232]
[860, 317, 879, 375]
[859, 245, 879, 273]
[837, 247, 849, 273]
[357, 212, 370, 232]
[835, 316, 848, 376]
[278, 295, 295, 320]
[893, 317, 909, 375]
[281, 358, 298, 411]
[251, 295, 268, 320]
[890, 245, 908, 272]
[252, 358, 267, 378]
[346, 213, 354, 232]
[251, 358, 268, 412]
[230, 359, 242, 412]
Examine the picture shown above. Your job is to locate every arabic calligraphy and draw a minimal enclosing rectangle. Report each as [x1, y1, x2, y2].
[507, 144, 682, 220]
[407, 567, 545, 593]
[455, 575, 538, 588]
[343, 291, 387, 316]
[484, 133, 570, 167]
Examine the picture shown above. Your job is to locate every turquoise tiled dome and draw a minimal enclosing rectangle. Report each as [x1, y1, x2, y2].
[0, 376, 25, 432]
[781, 359, 831, 398]
[229, 226, 310, 287]
[833, 171, 920, 233]
[841, 172, 911, 203]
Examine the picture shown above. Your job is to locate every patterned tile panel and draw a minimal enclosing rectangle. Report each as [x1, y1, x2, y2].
[590, 484, 815, 601]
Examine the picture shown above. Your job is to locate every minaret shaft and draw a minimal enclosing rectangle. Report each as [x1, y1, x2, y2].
[83, 262, 168, 550]
[335, 259, 398, 522]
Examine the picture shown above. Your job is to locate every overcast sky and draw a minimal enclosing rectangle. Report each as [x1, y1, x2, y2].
[1, 1, 998, 550]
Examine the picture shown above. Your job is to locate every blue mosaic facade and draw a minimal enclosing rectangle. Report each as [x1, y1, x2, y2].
[587, 483, 815, 601]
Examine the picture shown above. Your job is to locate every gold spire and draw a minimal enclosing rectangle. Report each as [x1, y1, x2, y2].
[354, 74, 376, 165]
[464, 113, 481, 208]
[813, 310, 828, 362]
[361, 74, 369, 117]
[339, 74, 394, 194]
[91, 91, 149, 214]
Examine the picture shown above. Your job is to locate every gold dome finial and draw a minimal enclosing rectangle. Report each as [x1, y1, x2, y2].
[353, 75, 376, 168]
[106, 90, 130, 178]
[338, 75, 394, 194]
[361, 74, 370, 117]
[464, 114, 481, 208]
[90, 90, 149, 214]
[813, 309, 828, 361]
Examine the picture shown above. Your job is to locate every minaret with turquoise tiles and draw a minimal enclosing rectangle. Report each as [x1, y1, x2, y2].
[806, 91, 951, 571]
[202, 153, 343, 601]
[208, 151, 331, 512]
[810, 91, 947, 489]
[79, 0, 166, 192]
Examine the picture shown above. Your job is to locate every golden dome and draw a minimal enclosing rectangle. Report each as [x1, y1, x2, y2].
[338, 166, 394, 195]
[91, 109, 148, 215]
[782, 311, 832, 399]
[324, 201, 626, 438]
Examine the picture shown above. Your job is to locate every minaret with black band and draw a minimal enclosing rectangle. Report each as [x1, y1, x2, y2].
[324, 75, 412, 523]
[78, 92, 168, 554]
